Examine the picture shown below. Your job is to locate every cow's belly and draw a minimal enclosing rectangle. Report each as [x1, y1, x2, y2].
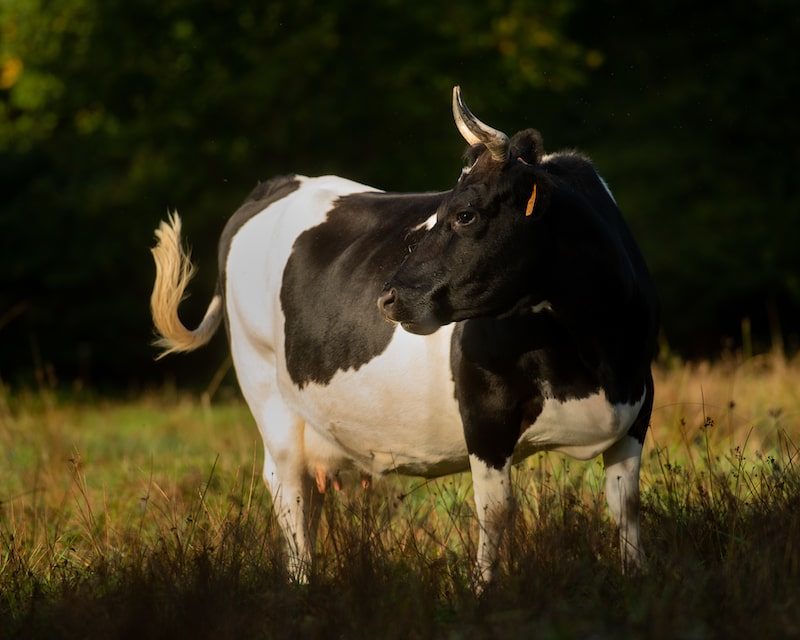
[276, 324, 469, 477]
[276, 325, 645, 477]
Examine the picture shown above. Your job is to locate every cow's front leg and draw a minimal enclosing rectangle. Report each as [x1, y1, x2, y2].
[453, 320, 526, 590]
[468, 454, 513, 586]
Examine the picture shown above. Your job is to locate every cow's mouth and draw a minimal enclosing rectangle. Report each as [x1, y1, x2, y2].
[399, 320, 440, 336]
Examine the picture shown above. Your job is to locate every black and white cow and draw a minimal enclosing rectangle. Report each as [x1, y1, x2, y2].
[150, 87, 659, 584]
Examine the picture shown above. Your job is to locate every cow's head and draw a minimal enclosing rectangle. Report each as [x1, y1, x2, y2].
[378, 87, 554, 335]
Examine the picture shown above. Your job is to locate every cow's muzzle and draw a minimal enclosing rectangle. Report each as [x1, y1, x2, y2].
[377, 286, 440, 335]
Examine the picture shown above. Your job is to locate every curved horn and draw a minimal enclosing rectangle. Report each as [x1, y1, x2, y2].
[452, 86, 509, 162]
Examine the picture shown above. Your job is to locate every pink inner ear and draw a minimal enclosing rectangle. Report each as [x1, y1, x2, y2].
[525, 183, 537, 217]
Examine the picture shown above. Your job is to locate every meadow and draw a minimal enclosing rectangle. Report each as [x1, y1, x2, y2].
[1, 352, 798, 639]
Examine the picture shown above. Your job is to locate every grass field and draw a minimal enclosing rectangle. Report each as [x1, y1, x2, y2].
[1, 353, 799, 638]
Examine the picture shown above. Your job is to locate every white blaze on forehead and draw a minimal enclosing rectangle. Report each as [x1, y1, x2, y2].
[412, 212, 438, 232]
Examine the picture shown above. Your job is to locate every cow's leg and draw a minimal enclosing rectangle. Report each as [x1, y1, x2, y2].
[256, 395, 314, 582]
[229, 321, 317, 581]
[468, 454, 513, 587]
[603, 435, 646, 572]
[453, 327, 521, 591]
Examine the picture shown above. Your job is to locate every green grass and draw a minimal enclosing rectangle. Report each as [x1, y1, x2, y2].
[1, 354, 799, 638]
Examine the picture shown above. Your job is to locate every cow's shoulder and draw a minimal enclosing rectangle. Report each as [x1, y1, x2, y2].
[281, 189, 448, 388]
[454, 313, 601, 403]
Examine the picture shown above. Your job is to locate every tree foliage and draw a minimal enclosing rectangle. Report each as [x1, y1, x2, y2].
[1, 0, 797, 384]
[568, 1, 800, 352]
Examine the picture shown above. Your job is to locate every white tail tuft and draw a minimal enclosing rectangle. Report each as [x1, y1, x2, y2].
[150, 212, 222, 359]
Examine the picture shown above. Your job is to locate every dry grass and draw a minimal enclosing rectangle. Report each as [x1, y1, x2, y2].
[1, 353, 799, 638]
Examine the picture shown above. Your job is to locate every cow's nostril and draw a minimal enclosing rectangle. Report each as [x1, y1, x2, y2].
[377, 288, 397, 314]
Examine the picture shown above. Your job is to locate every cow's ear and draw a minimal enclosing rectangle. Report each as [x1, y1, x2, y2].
[524, 182, 538, 217]
[510, 129, 544, 165]
[517, 172, 551, 220]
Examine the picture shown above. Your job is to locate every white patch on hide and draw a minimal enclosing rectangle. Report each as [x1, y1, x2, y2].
[517, 389, 645, 461]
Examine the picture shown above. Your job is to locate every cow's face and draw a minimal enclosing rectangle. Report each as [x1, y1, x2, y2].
[379, 129, 553, 335]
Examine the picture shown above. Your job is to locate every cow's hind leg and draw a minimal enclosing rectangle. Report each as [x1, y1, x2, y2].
[603, 435, 646, 572]
[255, 395, 318, 581]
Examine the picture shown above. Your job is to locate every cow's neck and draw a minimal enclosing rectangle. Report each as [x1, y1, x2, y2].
[542, 216, 644, 351]
[481, 276, 645, 388]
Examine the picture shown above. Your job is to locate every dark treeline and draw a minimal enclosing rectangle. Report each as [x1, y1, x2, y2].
[1, 0, 798, 387]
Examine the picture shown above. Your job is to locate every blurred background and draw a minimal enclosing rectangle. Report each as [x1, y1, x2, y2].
[1, 0, 798, 390]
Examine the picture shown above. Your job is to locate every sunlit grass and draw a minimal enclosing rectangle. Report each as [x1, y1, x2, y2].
[1, 352, 799, 638]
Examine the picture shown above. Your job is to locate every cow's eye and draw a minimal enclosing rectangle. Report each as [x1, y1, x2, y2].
[455, 211, 476, 227]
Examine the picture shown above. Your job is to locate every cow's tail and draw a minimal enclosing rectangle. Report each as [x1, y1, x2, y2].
[150, 212, 222, 359]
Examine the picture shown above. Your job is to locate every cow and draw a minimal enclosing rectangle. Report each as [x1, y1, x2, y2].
[150, 87, 659, 586]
